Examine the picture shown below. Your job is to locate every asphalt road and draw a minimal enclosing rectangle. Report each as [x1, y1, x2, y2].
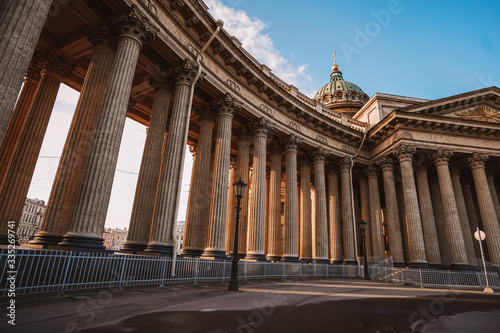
[2, 279, 500, 333]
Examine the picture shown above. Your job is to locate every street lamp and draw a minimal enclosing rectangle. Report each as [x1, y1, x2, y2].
[228, 177, 247, 291]
[359, 220, 370, 280]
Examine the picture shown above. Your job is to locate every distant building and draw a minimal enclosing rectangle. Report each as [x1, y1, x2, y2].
[18, 198, 46, 244]
[103, 227, 128, 251]
[176, 221, 185, 254]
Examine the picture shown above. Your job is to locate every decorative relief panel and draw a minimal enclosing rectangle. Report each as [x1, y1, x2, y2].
[288, 121, 301, 132]
[260, 104, 273, 116]
[227, 79, 240, 92]
[316, 135, 328, 145]
[455, 106, 500, 123]
[392, 131, 414, 143]
[341, 145, 353, 154]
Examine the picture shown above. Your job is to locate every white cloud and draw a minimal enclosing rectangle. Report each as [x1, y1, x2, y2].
[205, 0, 311, 89]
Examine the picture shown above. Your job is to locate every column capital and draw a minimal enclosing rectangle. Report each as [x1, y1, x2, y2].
[88, 23, 117, 51]
[415, 164, 428, 175]
[116, 5, 158, 47]
[376, 156, 394, 172]
[298, 155, 311, 168]
[311, 148, 328, 163]
[325, 163, 338, 175]
[195, 107, 216, 124]
[338, 156, 352, 171]
[215, 92, 241, 118]
[38, 49, 75, 81]
[468, 152, 489, 170]
[394, 144, 416, 162]
[365, 164, 379, 179]
[172, 59, 198, 86]
[25, 57, 42, 82]
[189, 144, 196, 159]
[150, 72, 174, 97]
[236, 126, 252, 144]
[432, 148, 453, 166]
[251, 117, 273, 137]
[229, 156, 237, 169]
[269, 141, 282, 156]
[283, 134, 302, 151]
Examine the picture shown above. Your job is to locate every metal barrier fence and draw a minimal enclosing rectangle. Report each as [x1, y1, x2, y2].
[1, 249, 368, 296]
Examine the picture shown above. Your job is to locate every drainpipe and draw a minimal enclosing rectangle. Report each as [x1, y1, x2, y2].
[170, 20, 224, 278]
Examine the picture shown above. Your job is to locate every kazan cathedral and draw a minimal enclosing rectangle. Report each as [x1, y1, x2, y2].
[1, 0, 500, 272]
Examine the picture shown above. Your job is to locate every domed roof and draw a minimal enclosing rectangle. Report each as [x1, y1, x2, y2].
[314, 63, 369, 115]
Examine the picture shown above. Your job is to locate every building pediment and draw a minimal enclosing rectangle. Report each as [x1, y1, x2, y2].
[451, 105, 500, 123]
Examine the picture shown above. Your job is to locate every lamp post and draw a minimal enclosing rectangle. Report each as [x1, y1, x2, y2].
[360, 220, 370, 280]
[228, 177, 247, 291]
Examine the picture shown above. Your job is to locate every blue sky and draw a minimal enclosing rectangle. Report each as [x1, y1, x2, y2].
[27, 0, 500, 230]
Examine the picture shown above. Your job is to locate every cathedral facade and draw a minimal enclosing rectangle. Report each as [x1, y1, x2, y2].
[1, 0, 499, 270]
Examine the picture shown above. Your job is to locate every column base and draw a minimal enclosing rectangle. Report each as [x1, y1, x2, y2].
[300, 258, 313, 263]
[266, 255, 281, 261]
[313, 258, 330, 264]
[120, 241, 148, 253]
[281, 255, 300, 262]
[227, 252, 246, 259]
[331, 260, 344, 265]
[343, 260, 358, 266]
[144, 244, 173, 255]
[181, 248, 204, 257]
[429, 263, 446, 269]
[29, 232, 64, 247]
[58, 234, 105, 250]
[450, 264, 474, 271]
[244, 253, 267, 261]
[393, 262, 407, 268]
[409, 262, 430, 269]
[201, 249, 227, 259]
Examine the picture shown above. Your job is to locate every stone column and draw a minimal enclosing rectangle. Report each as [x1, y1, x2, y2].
[32, 29, 117, 246]
[121, 78, 173, 253]
[267, 142, 282, 261]
[429, 174, 451, 266]
[245, 118, 272, 260]
[468, 153, 500, 265]
[395, 181, 410, 265]
[462, 180, 481, 257]
[328, 165, 342, 264]
[282, 134, 301, 262]
[0, 50, 74, 244]
[486, 171, 500, 219]
[394, 145, 428, 268]
[197, 94, 239, 258]
[234, 128, 251, 257]
[378, 157, 405, 266]
[60, 9, 157, 249]
[312, 148, 329, 263]
[415, 166, 442, 266]
[299, 157, 312, 263]
[181, 109, 215, 256]
[431, 149, 469, 269]
[224, 158, 237, 254]
[365, 165, 385, 258]
[0, 0, 53, 143]
[144, 60, 197, 254]
[339, 157, 356, 265]
[450, 168, 477, 264]
[359, 175, 373, 257]
[0, 61, 40, 182]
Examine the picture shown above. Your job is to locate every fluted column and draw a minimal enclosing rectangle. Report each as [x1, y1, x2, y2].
[486, 171, 500, 220]
[328, 166, 342, 264]
[359, 175, 372, 257]
[415, 166, 442, 266]
[312, 148, 329, 263]
[462, 180, 481, 257]
[0, 50, 74, 244]
[181, 109, 216, 256]
[450, 168, 476, 264]
[394, 145, 428, 268]
[267, 142, 282, 261]
[245, 118, 272, 260]
[0, 61, 40, 182]
[339, 157, 356, 265]
[234, 129, 251, 257]
[378, 157, 405, 266]
[224, 158, 237, 254]
[365, 165, 384, 258]
[299, 157, 312, 263]
[429, 174, 451, 266]
[60, 9, 157, 249]
[282, 134, 301, 262]
[199, 94, 239, 258]
[0, 0, 53, 143]
[32, 28, 117, 246]
[431, 149, 469, 268]
[468, 153, 500, 265]
[122, 78, 173, 252]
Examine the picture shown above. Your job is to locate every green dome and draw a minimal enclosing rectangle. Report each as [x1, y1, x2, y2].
[313, 65, 369, 114]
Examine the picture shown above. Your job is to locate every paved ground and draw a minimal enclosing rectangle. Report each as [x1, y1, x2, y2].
[2, 279, 500, 332]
